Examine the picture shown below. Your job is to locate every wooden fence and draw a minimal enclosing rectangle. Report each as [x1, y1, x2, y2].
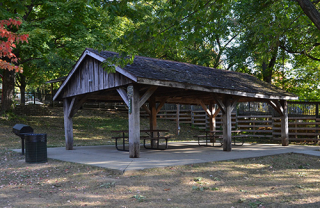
[141, 102, 320, 143]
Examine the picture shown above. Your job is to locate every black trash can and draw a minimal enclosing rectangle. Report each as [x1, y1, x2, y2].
[24, 133, 47, 163]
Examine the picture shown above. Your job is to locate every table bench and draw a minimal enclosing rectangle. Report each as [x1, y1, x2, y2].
[195, 130, 246, 147]
[193, 134, 223, 147]
[111, 130, 170, 151]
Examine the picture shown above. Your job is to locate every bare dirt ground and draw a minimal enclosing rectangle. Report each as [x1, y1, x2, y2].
[1, 107, 320, 207]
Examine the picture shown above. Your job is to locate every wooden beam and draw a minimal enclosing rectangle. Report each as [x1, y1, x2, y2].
[268, 100, 284, 116]
[67, 97, 76, 118]
[138, 78, 298, 100]
[212, 107, 221, 118]
[117, 88, 129, 107]
[230, 99, 238, 112]
[63, 98, 74, 150]
[156, 97, 168, 114]
[69, 95, 89, 118]
[149, 95, 157, 147]
[127, 85, 140, 158]
[139, 86, 158, 108]
[149, 95, 157, 130]
[281, 100, 289, 146]
[176, 104, 180, 135]
[213, 97, 226, 114]
[209, 102, 215, 133]
[198, 99, 212, 118]
[141, 103, 151, 115]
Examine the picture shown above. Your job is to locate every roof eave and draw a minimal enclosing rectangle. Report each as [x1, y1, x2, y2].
[137, 77, 298, 101]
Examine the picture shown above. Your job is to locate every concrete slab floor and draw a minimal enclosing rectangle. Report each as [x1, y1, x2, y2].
[12, 142, 320, 174]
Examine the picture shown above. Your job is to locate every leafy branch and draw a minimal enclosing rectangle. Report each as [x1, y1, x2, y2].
[102, 53, 135, 73]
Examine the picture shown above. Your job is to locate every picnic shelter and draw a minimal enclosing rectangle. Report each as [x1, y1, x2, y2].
[53, 48, 298, 158]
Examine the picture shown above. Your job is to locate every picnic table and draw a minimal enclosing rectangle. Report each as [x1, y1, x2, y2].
[194, 130, 245, 147]
[111, 129, 170, 151]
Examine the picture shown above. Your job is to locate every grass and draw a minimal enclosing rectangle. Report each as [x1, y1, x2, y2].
[1, 107, 320, 207]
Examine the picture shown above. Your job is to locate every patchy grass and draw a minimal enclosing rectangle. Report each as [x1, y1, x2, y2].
[1, 107, 320, 207]
[2, 107, 202, 148]
[1, 150, 320, 207]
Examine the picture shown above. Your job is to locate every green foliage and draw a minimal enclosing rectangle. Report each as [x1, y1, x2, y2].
[132, 194, 145, 202]
[102, 53, 135, 73]
[248, 200, 263, 208]
[1, 0, 116, 94]
[192, 185, 209, 191]
[106, 0, 236, 68]
[211, 187, 219, 191]
[105, 0, 320, 100]
[2, 0, 320, 101]
[99, 182, 116, 188]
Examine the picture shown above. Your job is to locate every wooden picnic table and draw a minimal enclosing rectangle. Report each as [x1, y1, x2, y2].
[195, 130, 244, 147]
[111, 129, 170, 151]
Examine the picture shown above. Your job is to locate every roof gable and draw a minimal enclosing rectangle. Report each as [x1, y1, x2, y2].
[53, 50, 135, 100]
[54, 48, 297, 101]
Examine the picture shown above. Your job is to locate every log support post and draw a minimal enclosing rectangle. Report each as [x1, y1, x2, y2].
[149, 95, 157, 147]
[209, 102, 221, 132]
[268, 100, 289, 146]
[176, 104, 180, 135]
[199, 100, 221, 142]
[127, 84, 140, 158]
[63, 98, 74, 150]
[214, 96, 237, 151]
[118, 85, 160, 157]
[222, 99, 234, 151]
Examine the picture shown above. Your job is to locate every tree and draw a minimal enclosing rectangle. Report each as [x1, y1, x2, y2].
[0, 18, 28, 111]
[226, 0, 320, 100]
[0, 18, 28, 72]
[297, 0, 320, 30]
[1, 0, 113, 106]
[105, 0, 236, 68]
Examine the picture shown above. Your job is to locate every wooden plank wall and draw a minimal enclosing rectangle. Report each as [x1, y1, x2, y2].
[141, 110, 320, 143]
[63, 57, 133, 98]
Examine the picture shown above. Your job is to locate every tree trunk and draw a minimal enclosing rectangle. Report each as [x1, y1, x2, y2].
[262, 46, 278, 83]
[2, 70, 15, 112]
[17, 74, 26, 105]
[297, 0, 320, 31]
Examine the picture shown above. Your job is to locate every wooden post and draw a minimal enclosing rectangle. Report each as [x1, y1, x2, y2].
[223, 99, 233, 151]
[63, 98, 74, 150]
[281, 100, 289, 146]
[209, 102, 216, 132]
[127, 85, 140, 158]
[209, 102, 214, 142]
[149, 95, 157, 148]
[176, 104, 180, 135]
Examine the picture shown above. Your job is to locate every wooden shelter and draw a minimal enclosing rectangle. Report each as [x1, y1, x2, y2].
[54, 48, 298, 158]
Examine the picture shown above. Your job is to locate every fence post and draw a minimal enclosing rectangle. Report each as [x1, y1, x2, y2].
[176, 104, 180, 135]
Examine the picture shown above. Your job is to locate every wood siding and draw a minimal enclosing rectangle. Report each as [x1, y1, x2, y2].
[141, 109, 319, 143]
[62, 57, 133, 98]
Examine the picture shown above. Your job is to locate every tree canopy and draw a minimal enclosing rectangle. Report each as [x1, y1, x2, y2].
[104, 0, 320, 100]
[1, 0, 320, 107]
[0, 0, 115, 108]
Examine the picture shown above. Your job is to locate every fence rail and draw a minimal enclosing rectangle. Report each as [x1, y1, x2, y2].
[141, 102, 320, 143]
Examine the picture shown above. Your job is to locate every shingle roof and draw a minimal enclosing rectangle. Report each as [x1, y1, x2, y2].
[86, 48, 297, 99]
